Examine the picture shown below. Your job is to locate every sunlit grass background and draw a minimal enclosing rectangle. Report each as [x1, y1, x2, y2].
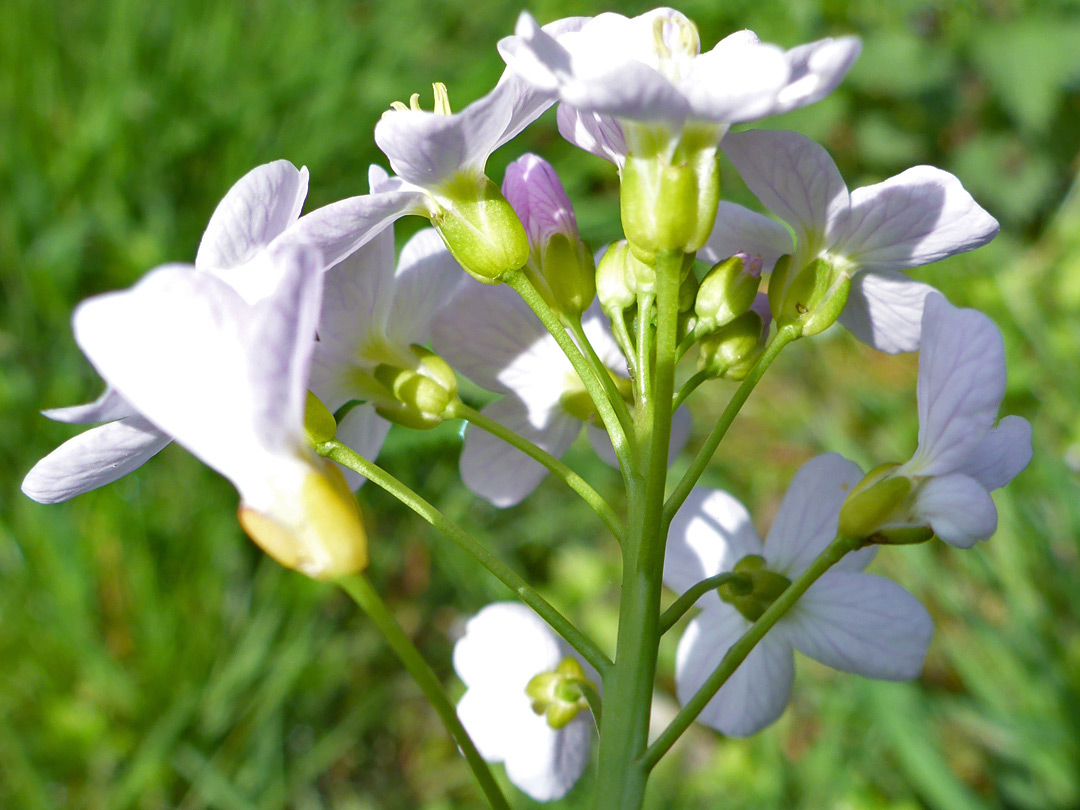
[2, 0, 1079, 807]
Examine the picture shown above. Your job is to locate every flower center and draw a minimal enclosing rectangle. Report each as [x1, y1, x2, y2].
[651, 14, 700, 84]
[390, 81, 452, 115]
[525, 657, 595, 730]
[717, 554, 791, 621]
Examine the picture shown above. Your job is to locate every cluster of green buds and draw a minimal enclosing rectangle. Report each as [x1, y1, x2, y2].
[691, 252, 769, 380]
[525, 657, 596, 730]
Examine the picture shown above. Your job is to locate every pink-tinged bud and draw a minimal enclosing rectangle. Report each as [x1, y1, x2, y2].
[502, 154, 595, 316]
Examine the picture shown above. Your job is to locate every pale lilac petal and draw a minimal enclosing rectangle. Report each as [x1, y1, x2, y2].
[764, 454, 865, 577]
[838, 271, 937, 354]
[333, 406, 392, 490]
[842, 167, 999, 272]
[557, 105, 626, 166]
[386, 228, 464, 348]
[459, 398, 580, 507]
[770, 37, 862, 116]
[665, 488, 764, 595]
[963, 415, 1033, 491]
[784, 571, 932, 679]
[453, 602, 564, 690]
[904, 294, 1005, 477]
[456, 687, 527, 763]
[42, 387, 133, 424]
[701, 201, 792, 273]
[21, 417, 170, 503]
[432, 280, 554, 395]
[196, 160, 309, 272]
[686, 34, 790, 123]
[676, 606, 794, 737]
[274, 190, 428, 271]
[723, 129, 849, 244]
[502, 154, 579, 247]
[504, 712, 592, 802]
[912, 473, 997, 548]
[246, 247, 323, 453]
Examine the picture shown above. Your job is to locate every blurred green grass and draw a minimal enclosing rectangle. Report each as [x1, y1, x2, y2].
[1, 0, 1079, 808]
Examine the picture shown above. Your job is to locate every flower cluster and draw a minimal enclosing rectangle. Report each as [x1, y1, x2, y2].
[22, 6, 1032, 807]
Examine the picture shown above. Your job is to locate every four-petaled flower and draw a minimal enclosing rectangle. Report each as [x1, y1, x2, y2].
[711, 129, 999, 352]
[665, 454, 934, 736]
[454, 602, 594, 802]
[23, 160, 311, 504]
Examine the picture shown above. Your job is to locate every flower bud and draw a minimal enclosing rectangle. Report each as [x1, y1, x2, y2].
[431, 174, 529, 283]
[697, 301, 767, 381]
[525, 657, 592, 730]
[373, 345, 459, 429]
[769, 256, 850, 338]
[503, 154, 595, 316]
[837, 463, 910, 541]
[596, 241, 638, 317]
[238, 459, 368, 580]
[620, 144, 720, 262]
[695, 252, 763, 333]
[304, 391, 337, 445]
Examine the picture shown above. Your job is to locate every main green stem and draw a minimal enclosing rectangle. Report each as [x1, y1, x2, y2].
[592, 251, 683, 810]
[447, 401, 623, 540]
[642, 534, 860, 769]
[319, 439, 612, 676]
[337, 574, 510, 810]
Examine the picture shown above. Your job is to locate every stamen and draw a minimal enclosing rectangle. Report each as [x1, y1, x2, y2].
[432, 82, 452, 115]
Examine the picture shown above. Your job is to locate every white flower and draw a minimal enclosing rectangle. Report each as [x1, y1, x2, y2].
[501, 9, 860, 159]
[665, 454, 933, 737]
[891, 293, 1032, 547]
[23, 161, 310, 503]
[311, 173, 463, 488]
[710, 129, 999, 352]
[47, 246, 367, 579]
[454, 602, 593, 802]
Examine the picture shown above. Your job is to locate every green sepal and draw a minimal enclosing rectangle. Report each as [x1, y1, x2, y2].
[596, 241, 638, 317]
[695, 254, 759, 332]
[372, 345, 459, 430]
[838, 464, 911, 541]
[431, 174, 529, 283]
[697, 309, 765, 380]
[540, 233, 596, 317]
[772, 257, 851, 338]
[304, 391, 337, 445]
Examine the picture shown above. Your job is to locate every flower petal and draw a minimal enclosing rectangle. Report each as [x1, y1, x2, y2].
[686, 33, 790, 123]
[842, 166, 999, 272]
[453, 602, 564, 691]
[557, 105, 626, 166]
[784, 571, 932, 679]
[504, 712, 592, 802]
[723, 129, 849, 245]
[42, 387, 134, 424]
[764, 454, 866, 577]
[385, 228, 464, 347]
[676, 605, 794, 737]
[460, 398, 580, 507]
[21, 417, 170, 503]
[912, 473, 997, 548]
[274, 189, 428, 271]
[665, 488, 763, 595]
[333, 406, 392, 490]
[903, 293, 1005, 477]
[701, 201, 793, 273]
[963, 415, 1033, 491]
[770, 37, 862, 116]
[838, 270, 937, 354]
[196, 160, 309, 272]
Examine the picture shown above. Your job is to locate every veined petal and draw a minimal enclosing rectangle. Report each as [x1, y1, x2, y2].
[557, 105, 627, 166]
[784, 571, 932, 679]
[912, 473, 997, 548]
[676, 605, 794, 737]
[459, 398, 579, 508]
[503, 712, 592, 802]
[770, 36, 862, 116]
[453, 602, 564, 691]
[274, 189, 428, 271]
[665, 487, 764, 595]
[903, 294, 1005, 477]
[196, 160, 309, 273]
[838, 270, 937, 354]
[42, 387, 133, 424]
[333, 406, 392, 491]
[963, 415, 1033, 491]
[842, 166, 999, 272]
[765, 454, 865, 577]
[685, 34, 790, 123]
[701, 201, 793, 273]
[386, 228, 464, 348]
[723, 129, 849, 246]
[21, 417, 170, 503]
